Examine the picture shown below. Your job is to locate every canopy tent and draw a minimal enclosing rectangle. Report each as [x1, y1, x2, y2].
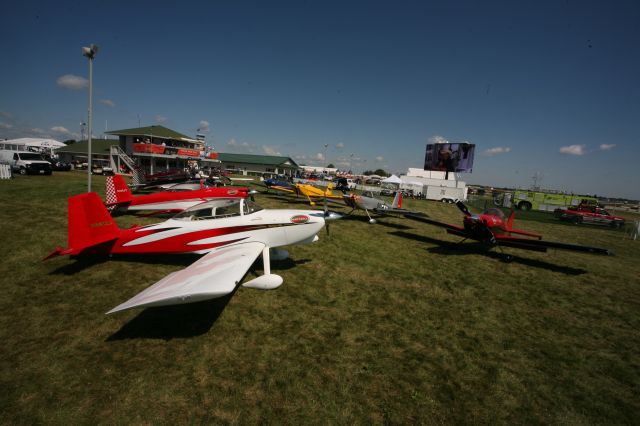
[381, 174, 402, 184]
[3, 138, 66, 149]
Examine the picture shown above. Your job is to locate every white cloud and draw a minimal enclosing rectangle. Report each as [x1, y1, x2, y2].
[0, 122, 13, 129]
[294, 154, 307, 160]
[483, 146, 512, 156]
[375, 156, 384, 162]
[56, 74, 88, 90]
[31, 128, 45, 134]
[428, 135, 449, 144]
[100, 99, 115, 107]
[336, 142, 344, 149]
[198, 120, 210, 133]
[155, 115, 167, 123]
[225, 138, 255, 153]
[314, 153, 325, 161]
[262, 145, 281, 156]
[599, 144, 616, 151]
[0, 111, 12, 118]
[559, 144, 586, 156]
[51, 126, 71, 134]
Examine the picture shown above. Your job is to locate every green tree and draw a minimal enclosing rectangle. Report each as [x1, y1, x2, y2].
[326, 163, 335, 168]
[64, 139, 76, 145]
[373, 168, 388, 177]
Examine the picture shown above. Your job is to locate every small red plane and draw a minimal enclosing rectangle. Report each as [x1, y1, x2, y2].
[404, 201, 612, 259]
[105, 174, 250, 214]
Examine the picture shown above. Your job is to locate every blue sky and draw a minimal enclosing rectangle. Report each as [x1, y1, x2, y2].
[1, 1, 639, 199]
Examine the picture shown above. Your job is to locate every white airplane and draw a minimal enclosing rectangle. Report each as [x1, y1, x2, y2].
[45, 192, 341, 314]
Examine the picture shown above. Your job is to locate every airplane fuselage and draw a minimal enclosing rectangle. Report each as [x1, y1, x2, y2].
[94, 209, 325, 255]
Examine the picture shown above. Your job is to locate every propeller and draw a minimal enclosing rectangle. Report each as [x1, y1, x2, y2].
[456, 200, 472, 217]
[322, 196, 342, 235]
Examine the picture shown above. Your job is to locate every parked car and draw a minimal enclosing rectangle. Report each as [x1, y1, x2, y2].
[91, 161, 114, 175]
[48, 159, 72, 171]
[0, 151, 52, 175]
[554, 204, 625, 228]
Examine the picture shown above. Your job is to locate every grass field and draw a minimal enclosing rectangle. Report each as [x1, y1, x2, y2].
[1, 172, 639, 424]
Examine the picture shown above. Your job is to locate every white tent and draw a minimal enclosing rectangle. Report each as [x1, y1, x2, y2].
[381, 174, 402, 184]
[2, 138, 66, 150]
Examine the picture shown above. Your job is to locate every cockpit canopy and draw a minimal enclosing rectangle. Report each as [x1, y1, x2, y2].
[482, 207, 505, 219]
[173, 199, 263, 221]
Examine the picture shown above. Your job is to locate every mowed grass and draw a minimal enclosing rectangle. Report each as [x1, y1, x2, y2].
[1, 172, 639, 424]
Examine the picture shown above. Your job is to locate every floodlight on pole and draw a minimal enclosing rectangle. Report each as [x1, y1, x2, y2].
[82, 43, 98, 192]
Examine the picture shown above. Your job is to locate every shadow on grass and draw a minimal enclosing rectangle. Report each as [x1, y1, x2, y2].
[341, 214, 415, 230]
[49, 257, 109, 275]
[49, 253, 201, 276]
[106, 293, 236, 341]
[271, 257, 311, 271]
[391, 231, 587, 275]
[104, 255, 309, 340]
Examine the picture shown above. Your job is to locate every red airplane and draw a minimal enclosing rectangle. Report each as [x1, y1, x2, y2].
[105, 174, 250, 214]
[404, 201, 612, 260]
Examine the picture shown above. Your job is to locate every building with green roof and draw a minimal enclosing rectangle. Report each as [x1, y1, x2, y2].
[57, 125, 300, 177]
[103, 125, 218, 175]
[105, 125, 200, 144]
[55, 139, 120, 167]
[217, 153, 300, 176]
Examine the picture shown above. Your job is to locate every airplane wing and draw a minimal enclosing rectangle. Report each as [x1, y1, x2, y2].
[268, 185, 296, 194]
[403, 212, 466, 233]
[106, 242, 265, 314]
[495, 235, 612, 255]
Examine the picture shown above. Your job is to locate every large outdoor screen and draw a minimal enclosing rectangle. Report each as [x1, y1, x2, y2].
[424, 143, 476, 173]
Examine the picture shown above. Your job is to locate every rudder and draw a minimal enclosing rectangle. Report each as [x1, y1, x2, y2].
[105, 174, 134, 206]
[392, 191, 403, 209]
[68, 192, 120, 252]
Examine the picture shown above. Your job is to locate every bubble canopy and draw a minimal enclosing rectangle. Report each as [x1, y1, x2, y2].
[173, 199, 263, 221]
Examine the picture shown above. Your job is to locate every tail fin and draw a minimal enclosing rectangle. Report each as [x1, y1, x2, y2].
[506, 209, 515, 230]
[325, 183, 334, 196]
[45, 192, 120, 259]
[105, 174, 134, 206]
[392, 191, 403, 209]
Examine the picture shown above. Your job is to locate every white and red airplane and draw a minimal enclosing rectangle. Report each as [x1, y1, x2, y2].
[105, 174, 250, 213]
[46, 192, 340, 314]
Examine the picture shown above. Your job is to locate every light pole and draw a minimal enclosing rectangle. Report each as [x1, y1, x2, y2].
[82, 44, 98, 192]
[323, 144, 329, 168]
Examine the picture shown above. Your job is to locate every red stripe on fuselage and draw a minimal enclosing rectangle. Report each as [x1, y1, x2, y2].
[111, 224, 290, 254]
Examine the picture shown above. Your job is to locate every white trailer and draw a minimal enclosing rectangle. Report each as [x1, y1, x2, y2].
[425, 185, 467, 203]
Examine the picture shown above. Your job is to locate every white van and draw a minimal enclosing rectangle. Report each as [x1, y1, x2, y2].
[0, 150, 52, 175]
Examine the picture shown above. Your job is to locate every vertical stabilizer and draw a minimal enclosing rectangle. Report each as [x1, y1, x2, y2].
[392, 191, 403, 209]
[506, 209, 516, 230]
[325, 183, 334, 196]
[105, 174, 134, 206]
[68, 192, 120, 252]
[45, 192, 121, 259]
